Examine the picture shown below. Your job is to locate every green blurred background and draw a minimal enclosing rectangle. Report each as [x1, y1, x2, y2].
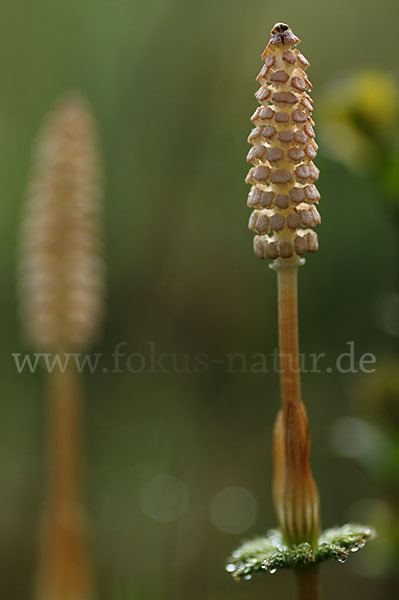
[0, 0, 397, 598]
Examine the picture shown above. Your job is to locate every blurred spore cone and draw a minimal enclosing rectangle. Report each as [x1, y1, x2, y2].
[19, 92, 104, 352]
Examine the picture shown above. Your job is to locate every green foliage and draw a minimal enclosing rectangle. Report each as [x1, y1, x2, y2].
[226, 524, 375, 580]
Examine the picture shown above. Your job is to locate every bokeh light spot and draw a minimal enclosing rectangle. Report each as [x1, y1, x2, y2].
[140, 475, 188, 522]
[210, 486, 258, 534]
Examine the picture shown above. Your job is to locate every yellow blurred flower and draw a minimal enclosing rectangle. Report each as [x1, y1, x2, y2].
[319, 70, 398, 172]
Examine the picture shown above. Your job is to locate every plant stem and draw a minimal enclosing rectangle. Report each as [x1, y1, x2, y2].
[48, 362, 82, 504]
[277, 267, 302, 410]
[36, 361, 94, 600]
[294, 566, 321, 600]
[277, 267, 321, 598]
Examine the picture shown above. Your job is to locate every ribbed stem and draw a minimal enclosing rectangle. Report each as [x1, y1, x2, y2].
[36, 362, 94, 600]
[294, 565, 321, 600]
[277, 267, 301, 410]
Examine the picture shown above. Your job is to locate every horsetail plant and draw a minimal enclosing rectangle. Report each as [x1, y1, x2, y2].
[19, 93, 104, 600]
[226, 23, 375, 599]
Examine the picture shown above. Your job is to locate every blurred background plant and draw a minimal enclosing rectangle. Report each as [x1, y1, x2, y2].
[0, 0, 397, 599]
[18, 94, 103, 600]
[319, 69, 399, 218]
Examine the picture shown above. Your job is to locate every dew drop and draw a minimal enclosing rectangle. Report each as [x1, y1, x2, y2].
[350, 545, 359, 553]
[226, 563, 235, 573]
[244, 574, 252, 580]
[269, 567, 277, 574]
[337, 557, 346, 564]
